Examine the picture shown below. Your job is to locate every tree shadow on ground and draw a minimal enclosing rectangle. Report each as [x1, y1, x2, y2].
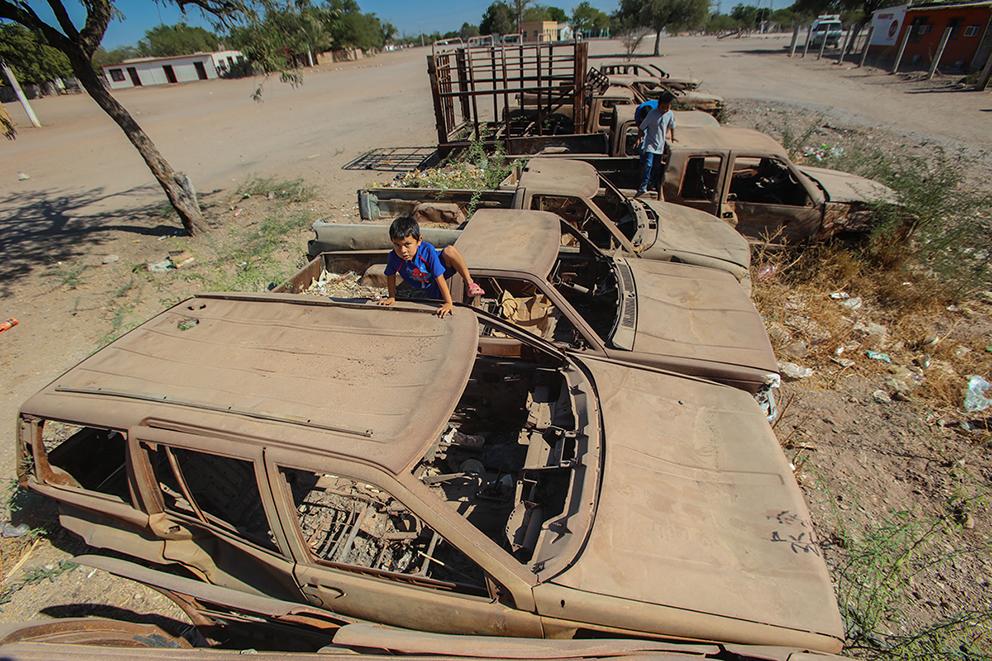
[0, 185, 226, 298]
[0, 185, 176, 297]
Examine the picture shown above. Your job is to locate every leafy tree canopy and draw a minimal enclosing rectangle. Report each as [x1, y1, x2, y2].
[572, 1, 610, 32]
[459, 22, 480, 38]
[480, 1, 515, 35]
[137, 23, 220, 56]
[0, 22, 73, 83]
[523, 5, 567, 21]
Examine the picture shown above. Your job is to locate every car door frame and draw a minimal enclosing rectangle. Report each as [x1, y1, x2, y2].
[727, 152, 824, 242]
[665, 149, 730, 220]
[264, 448, 544, 637]
[128, 424, 298, 597]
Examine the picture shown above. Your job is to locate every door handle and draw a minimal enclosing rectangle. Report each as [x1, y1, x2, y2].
[722, 212, 735, 218]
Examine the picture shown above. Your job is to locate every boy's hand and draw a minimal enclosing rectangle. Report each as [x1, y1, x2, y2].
[436, 302, 453, 318]
[379, 297, 396, 306]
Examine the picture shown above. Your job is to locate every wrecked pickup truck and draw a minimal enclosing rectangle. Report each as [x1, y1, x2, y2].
[18, 293, 844, 652]
[290, 209, 779, 414]
[573, 126, 897, 242]
[597, 62, 701, 91]
[353, 158, 752, 287]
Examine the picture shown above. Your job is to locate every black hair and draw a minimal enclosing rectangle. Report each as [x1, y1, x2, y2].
[389, 215, 421, 241]
[658, 91, 676, 104]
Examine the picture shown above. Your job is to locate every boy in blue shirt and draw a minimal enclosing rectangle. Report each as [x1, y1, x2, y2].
[379, 216, 484, 318]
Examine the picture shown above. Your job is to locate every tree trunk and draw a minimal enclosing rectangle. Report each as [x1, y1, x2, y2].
[653, 29, 662, 56]
[69, 54, 207, 235]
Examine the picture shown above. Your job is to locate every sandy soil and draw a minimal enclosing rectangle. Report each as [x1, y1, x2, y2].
[1, 35, 990, 649]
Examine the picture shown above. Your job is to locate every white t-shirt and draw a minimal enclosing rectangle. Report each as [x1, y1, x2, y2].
[639, 108, 676, 155]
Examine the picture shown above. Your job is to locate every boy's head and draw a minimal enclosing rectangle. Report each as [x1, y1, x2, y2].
[389, 216, 421, 261]
[658, 91, 675, 112]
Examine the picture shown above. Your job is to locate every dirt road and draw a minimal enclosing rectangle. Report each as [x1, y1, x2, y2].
[1, 35, 989, 637]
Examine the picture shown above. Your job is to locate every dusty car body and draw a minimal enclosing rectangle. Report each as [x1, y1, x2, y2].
[0, 618, 845, 660]
[352, 158, 752, 286]
[18, 293, 843, 652]
[661, 127, 898, 242]
[603, 73, 724, 117]
[598, 62, 701, 91]
[291, 210, 778, 407]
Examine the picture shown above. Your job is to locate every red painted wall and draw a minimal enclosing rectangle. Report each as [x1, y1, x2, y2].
[895, 5, 992, 69]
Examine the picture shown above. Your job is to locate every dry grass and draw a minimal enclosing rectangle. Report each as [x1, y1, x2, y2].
[752, 241, 992, 416]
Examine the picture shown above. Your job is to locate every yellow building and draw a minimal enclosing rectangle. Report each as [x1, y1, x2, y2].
[520, 20, 559, 42]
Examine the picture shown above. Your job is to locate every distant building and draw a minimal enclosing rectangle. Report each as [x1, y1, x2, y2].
[101, 50, 245, 89]
[868, 1, 992, 72]
[520, 20, 559, 42]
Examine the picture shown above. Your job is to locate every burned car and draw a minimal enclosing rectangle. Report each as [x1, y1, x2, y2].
[18, 293, 843, 652]
[350, 158, 752, 287]
[597, 62, 701, 91]
[289, 210, 779, 412]
[663, 127, 898, 242]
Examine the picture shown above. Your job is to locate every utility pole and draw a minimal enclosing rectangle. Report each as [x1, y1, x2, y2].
[0, 58, 41, 129]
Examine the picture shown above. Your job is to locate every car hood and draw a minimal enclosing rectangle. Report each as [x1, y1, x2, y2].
[639, 200, 751, 282]
[799, 166, 897, 205]
[548, 358, 843, 643]
[625, 259, 777, 376]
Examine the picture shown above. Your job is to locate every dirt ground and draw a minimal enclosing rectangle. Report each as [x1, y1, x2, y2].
[1, 35, 990, 651]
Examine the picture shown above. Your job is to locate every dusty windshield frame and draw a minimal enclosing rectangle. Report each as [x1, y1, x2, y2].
[410, 312, 599, 578]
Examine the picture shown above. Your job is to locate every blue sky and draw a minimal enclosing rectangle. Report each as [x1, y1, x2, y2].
[21, 0, 789, 49]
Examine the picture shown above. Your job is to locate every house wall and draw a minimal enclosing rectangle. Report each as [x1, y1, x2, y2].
[893, 5, 992, 70]
[103, 51, 243, 89]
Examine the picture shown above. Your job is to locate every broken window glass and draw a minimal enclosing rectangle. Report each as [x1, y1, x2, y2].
[280, 467, 487, 595]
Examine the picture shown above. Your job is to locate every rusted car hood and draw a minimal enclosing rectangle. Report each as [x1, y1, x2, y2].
[626, 259, 777, 374]
[639, 199, 751, 282]
[547, 359, 843, 645]
[798, 166, 897, 205]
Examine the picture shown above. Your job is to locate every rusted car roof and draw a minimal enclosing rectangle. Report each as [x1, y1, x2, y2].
[673, 126, 787, 155]
[21, 294, 478, 474]
[519, 158, 601, 198]
[454, 209, 560, 276]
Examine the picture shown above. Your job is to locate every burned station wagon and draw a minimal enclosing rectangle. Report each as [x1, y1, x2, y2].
[351, 158, 752, 287]
[18, 293, 844, 652]
[290, 210, 779, 413]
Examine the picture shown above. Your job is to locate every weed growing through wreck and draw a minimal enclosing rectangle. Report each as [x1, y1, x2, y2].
[835, 511, 992, 658]
[393, 131, 524, 212]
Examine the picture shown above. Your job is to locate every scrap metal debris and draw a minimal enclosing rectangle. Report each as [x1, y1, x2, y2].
[303, 269, 385, 299]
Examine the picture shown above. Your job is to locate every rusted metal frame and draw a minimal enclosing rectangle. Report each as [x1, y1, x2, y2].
[164, 445, 208, 524]
[455, 48, 470, 126]
[501, 46, 510, 137]
[490, 47, 498, 126]
[464, 50, 481, 140]
[536, 44, 543, 135]
[575, 42, 587, 132]
[443, 55, 457, 143]
[427, 55, 449, 146]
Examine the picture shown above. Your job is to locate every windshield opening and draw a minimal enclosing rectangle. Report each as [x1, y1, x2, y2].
[551, 226, 621, 341]
[412, 345, 581, 566]
[593, 177, 638, 240]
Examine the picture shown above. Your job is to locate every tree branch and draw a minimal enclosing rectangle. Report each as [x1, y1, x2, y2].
[45, 0, 80, 41]
[77, 0, 112, 58]
[0, 1, 73, 52]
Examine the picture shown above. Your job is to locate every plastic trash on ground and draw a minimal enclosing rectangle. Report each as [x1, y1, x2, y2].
[963, 375, 991, 413]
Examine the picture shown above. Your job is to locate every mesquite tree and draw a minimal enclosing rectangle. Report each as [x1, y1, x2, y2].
[0, 1, 262, 235]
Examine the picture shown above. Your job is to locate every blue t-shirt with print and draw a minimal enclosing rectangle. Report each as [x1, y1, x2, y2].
[384, 241, 451, 299]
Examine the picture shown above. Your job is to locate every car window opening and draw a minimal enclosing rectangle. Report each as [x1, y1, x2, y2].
[413, 351, 577, 565]
[475, 277, 578, 347]
[37, 420, 130, 502]
[730, 157, 810, 206]
[681, 156, 723, 200]
[146, 445, 279, 553]
[533, 195, 618, 250]
[551, 251, 621, 343]
[280, 468, 488, 596]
